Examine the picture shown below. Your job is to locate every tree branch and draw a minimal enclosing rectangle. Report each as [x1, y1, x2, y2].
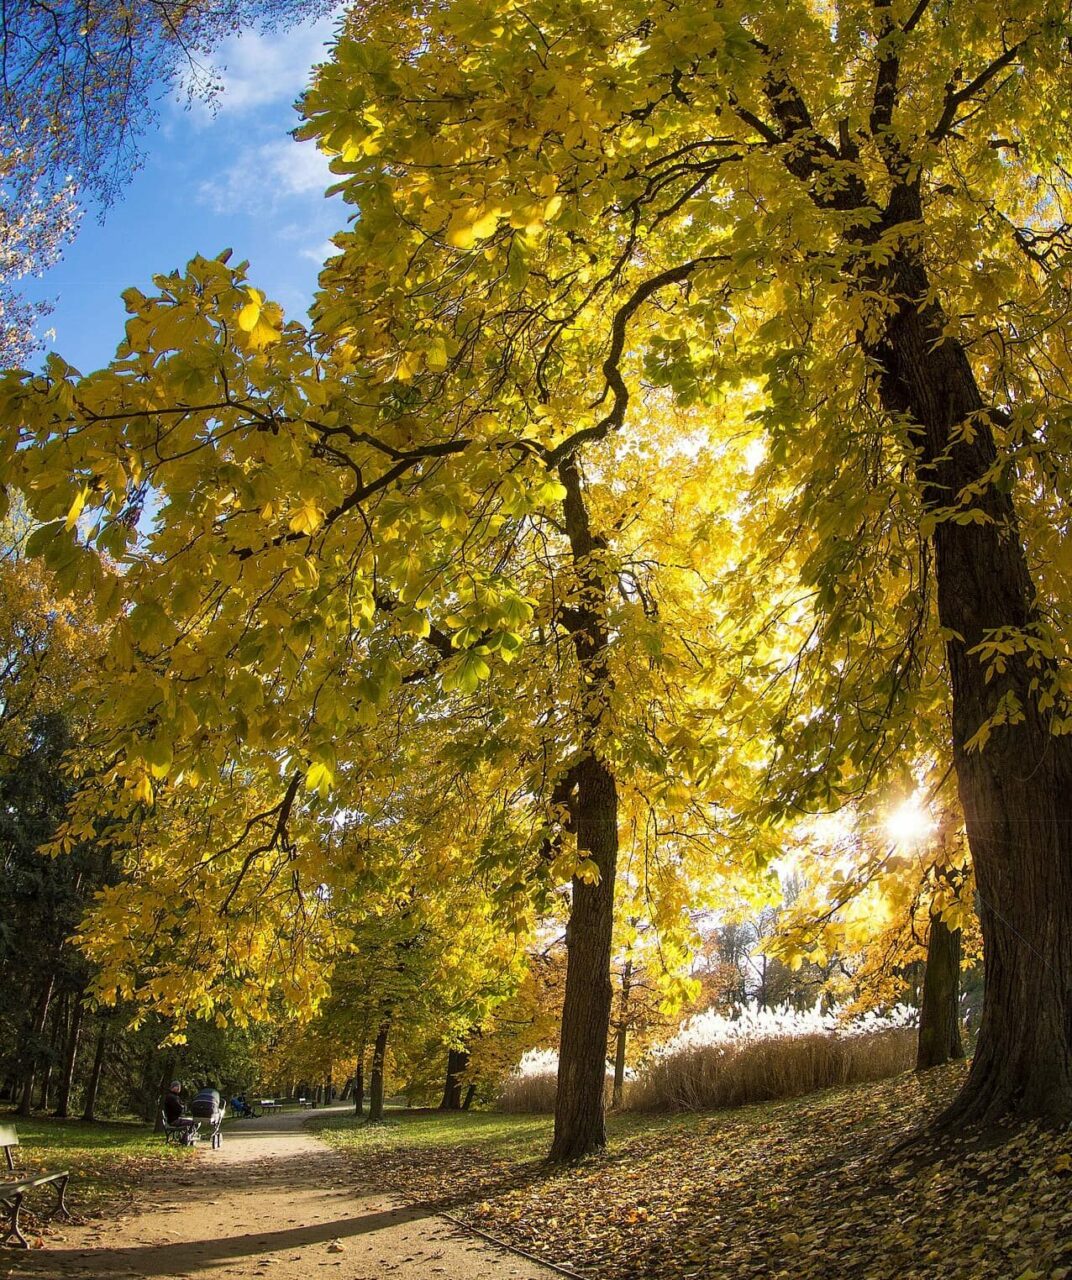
[543, 255, 727, 466]
[928, 38, 1028, 142]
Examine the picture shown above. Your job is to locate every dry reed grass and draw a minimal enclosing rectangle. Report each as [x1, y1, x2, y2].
[497, 1012, 918, 1114]
[498, 1071, 619, 1113]
[627, 1027, 916, 1111]
[497, 1071, 560, 1113]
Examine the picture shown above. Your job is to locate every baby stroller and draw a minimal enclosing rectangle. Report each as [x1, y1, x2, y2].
[189, 1094, 226, 1149]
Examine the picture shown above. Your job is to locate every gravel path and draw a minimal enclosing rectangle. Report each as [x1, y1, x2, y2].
[2, 1106, 559, 1280]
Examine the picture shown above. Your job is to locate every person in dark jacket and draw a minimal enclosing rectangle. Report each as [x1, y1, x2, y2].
[162, 1082, 198, 1142]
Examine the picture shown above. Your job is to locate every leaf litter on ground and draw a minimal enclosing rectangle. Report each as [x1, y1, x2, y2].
[321, 1065, 1072, 1280]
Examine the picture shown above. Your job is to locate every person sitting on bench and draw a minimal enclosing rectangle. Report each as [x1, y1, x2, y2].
[162, 1082, 198, 1144]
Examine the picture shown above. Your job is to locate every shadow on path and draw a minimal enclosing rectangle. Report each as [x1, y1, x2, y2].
[9, 1203, 435, 1276]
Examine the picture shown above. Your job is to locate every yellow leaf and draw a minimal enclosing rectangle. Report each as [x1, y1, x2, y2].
[445, 215, 477, 250]
[237, 287, 283, 349]
[470, 208, 500, 239]
[426, 336, 449, 372]
[395, 349, 422, 381]
[65, 486, 88, 531]
[289, 501, 325, 536]
[305, 761, 334, 794]
[445, 207, 500, 249]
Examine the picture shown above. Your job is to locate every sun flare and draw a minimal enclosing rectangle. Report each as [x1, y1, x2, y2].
[884, 797, 936, 847]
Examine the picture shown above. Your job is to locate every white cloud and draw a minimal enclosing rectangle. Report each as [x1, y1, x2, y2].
[300, 240, 338, 265]
[199, 137, 334, 213]
[183, 12, 340, 118]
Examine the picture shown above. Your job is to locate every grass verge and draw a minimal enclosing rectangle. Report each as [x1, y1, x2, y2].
[314, 1067, 1072, 1280]
[0, 1109, 192, 1244]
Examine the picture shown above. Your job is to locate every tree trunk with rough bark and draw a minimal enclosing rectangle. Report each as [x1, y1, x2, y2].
[462, 1082, 476, 1110]
[917, 911, 965, 1070]
[367, 1018, 391, 1123]
[549, 458, 620, 1162]
[868, 201, 1072, 1122]
[439, 1047, 469, 1110]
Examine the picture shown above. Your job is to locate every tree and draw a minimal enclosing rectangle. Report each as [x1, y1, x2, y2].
[0, 713, 97, 1113]
[298, 0, 1072, 1125]
[0, 0, 335, 362]
[6, 0, 1072, 1150]
[0, 537, 113, 1114]
[0, 130, 78, 366]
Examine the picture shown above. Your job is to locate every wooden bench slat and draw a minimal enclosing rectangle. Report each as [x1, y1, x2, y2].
[0, 1171, 70, 1194]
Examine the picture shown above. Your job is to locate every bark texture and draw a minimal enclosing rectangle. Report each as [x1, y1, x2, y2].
[867, 192, 1072, 1121]
[917, 912, 965, 1071]
[439, 1047, 469, 1111]
[367, 1018, 391, 1123]
[550, 457, 620, 1162]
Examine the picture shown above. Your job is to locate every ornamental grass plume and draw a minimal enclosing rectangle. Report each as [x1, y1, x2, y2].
[496, 1007, 917, 1114]
[628, 1004, 918, 1112]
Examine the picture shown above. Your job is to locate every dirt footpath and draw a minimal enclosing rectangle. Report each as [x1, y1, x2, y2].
[2, 1106, 559, 1280]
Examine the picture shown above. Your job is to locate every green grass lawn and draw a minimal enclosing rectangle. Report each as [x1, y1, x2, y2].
[311, 1068, 1072, 1280]
[0, 1108, 192, 1235]
[311, 1104, 691, 1164]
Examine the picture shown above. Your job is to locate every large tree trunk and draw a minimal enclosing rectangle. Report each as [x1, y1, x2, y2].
[55, 995, 85, 1118]
[868, 201, 1072, 1122]
[367, 1018, 391, 1123]
[354, 1051, 364, 1117]
[81, 1023, 108, 1121]
[439, 1047, 469, 1111]
[549, 458, 620, 1162]
[917, 910, 965, 1070]
[550, 753, 618, 1161]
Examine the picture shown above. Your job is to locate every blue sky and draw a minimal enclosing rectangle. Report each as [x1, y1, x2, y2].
[23, 12, 344, 375]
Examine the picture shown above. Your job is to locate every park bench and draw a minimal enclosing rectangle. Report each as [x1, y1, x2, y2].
[160, 1110, 199, 1146]
[0, 1124, 72, 1248]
